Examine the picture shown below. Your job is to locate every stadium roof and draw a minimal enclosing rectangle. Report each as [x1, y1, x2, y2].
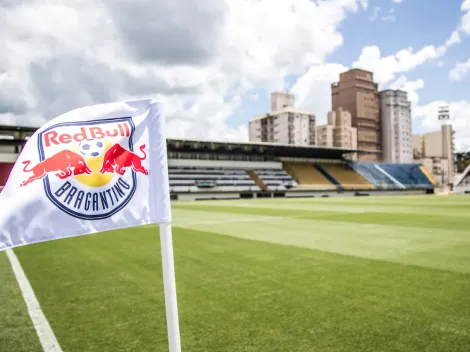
[167, 138, 379, 159]
[0, 124, 380, 159]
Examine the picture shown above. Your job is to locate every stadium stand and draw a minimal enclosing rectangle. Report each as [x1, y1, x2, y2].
[246, 170, 268, 191]
[349, 162, 400, 189]
[250, 168, 295, 191]
[313, 164, 344, 190]
[0, 124, 439, 199]
[379, 163, 434, 189]
[168, 166, 259, 193]
[419, 165, 438, 186]
[283, 162, 336, 190]
[351, 162, 434, 190]
[317, 163, 374, 190]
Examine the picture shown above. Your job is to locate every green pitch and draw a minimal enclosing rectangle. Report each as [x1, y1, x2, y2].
[2, 195, 470, 351]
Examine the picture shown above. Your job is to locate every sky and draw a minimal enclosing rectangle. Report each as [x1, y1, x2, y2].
[1, 0, 470, 150]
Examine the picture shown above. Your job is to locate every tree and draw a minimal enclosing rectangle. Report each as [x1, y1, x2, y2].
[455, 152, 470, 173]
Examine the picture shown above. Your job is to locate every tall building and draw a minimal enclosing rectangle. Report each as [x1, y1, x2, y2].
[270, 91, 295, 112]
[331, 69, 381, 161]
[316, 107, 357, 150]
[379, 90, 413, 163]
[249, 92, 316, 146]
[412, 107, 455, 185]
[413, 131, 444, 159]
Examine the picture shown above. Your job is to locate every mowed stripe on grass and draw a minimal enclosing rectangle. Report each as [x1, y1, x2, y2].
[2, 195, 470, 351]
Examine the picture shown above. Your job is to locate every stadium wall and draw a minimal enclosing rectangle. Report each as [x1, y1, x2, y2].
[174, 189, 428, 201]
[0, 152, 19, 163]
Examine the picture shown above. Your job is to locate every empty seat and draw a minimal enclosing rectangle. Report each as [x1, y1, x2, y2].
[283, 162, 336, 190]
[318, 164, 374, 190]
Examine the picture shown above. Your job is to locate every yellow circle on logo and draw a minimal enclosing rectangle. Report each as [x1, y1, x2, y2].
[72, 140, 114, 188]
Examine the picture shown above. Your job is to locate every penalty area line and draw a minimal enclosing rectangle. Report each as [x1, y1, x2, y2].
[6, 248, 63, 352]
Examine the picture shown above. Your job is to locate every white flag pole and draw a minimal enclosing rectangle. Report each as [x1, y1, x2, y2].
[159, 222, 182, 352]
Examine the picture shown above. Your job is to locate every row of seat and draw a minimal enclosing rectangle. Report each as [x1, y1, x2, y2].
[168, 166, 294, 192]
[167, 162, 436, 193]
[284, 162, 435, 190]
[283, 162, 373, 190]
[252, 169, 295, 189]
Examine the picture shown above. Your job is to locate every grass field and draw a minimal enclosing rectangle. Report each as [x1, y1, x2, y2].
[2, 194, 470, 351]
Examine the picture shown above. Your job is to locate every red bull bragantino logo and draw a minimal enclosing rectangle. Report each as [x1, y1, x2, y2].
[20, 117, 147, 220]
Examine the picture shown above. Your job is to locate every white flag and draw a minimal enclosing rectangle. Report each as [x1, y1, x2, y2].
[0, 98, 171, 251]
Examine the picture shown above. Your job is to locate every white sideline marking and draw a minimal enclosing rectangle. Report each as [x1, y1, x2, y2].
[6, 248, 63, 352]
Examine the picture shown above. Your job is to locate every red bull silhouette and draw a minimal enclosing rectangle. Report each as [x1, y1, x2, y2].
[99, 143, 148, 176]
[21, 150, 92, 187]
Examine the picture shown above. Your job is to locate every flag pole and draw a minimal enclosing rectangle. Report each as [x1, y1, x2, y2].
[159, 222, 182, 352]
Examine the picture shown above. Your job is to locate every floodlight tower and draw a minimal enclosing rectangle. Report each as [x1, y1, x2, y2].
[438, 105, 454, 186]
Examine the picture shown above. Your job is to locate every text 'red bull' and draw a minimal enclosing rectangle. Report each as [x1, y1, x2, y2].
[43, 123, 131, 148]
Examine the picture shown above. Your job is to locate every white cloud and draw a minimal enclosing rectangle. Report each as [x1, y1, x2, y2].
[369, 7, 381, 21]
[388, 75, 424, 105]
[392, 0, 404, 3]
[369, 6, 396, 22]
[449, 58, 470, 81]
[291, 63, 349, 124]
[437, 61, 445, 67]
[0, 0, 361, 142]
[445, 30, 461, 46]
[352, 45, 446, 86]
[1, 0, 469, 150]
[414, 101, 470, 152]
[461, 0, 470, 34]
[290, 0, 465, 132]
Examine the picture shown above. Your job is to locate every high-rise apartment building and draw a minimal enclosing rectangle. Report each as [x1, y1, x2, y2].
[249, 92, 316, 146]
[379, 90, 413, 163]
[270, 91, 295, 112]
[413, 121, 455, 185]
[331, 69, 381, 161]
[316, 107, 357, 150]
[316, 125, 334, 147]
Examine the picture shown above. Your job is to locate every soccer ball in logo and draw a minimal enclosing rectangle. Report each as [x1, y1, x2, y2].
[79, 139, 105, 158]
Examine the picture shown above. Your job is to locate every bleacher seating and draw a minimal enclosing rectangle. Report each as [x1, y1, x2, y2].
[318, 163, 374, 190]
[168, 162, 435, 195]
[350, 163, 401, 189]
[419, 165, 438, 186]
[168, 166, 259, 193]
[351, 162, 434, 190]
[251, 169, 296, 191]
[283, 162, 336, 190]
[379, 163, 434, 189]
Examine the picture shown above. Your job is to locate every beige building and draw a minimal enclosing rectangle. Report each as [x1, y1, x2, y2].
[380, 90, 413, 163]
[316, 107, 357, 150]
[413, 123, 455, 185]
[270, 91, 295, 112]
[316, 125, 334, 147]
[331, 68, 381, 161]
[249, 92, 316, 146]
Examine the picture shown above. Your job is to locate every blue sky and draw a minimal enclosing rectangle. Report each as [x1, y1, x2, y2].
[2, 0, 469, 149]
[227, 0, 470, 139]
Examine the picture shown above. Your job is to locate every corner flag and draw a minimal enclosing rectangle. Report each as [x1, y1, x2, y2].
[0, 98, 182, 351]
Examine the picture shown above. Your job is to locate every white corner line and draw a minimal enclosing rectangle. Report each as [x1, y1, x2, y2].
[6, 248, 63, 352]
